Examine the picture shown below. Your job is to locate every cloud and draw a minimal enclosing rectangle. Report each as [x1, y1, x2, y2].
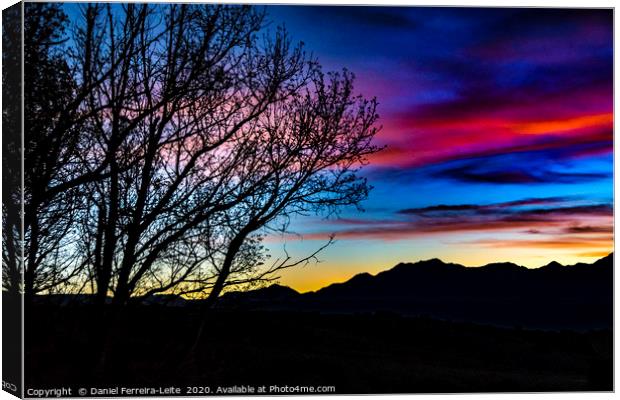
[371, 112, 612, 170]
[300, 199, 612, 242]
[397, 197, 570, 215]
[366, 133, 613, 187]
[365, 131, 613, 187]
[467, 236, 613, 250]
[521, 204, 612, 217]
[435, 163, 611, 185]
[500, 198, 570, 207]
[398, 204, 481, 214]
[563, 225, 613, 234]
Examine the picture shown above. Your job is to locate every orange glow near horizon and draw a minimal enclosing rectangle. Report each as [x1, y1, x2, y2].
[271, 229, 613, 293]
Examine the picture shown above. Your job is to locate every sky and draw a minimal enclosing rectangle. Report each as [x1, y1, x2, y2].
[60, 4, 613, 293]
[258, 6, 614, 292]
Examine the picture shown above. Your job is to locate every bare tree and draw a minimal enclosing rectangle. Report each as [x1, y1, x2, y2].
[21, 3, 381, 307]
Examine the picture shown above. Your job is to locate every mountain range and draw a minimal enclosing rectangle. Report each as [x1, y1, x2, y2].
[216, 253, 613, 330]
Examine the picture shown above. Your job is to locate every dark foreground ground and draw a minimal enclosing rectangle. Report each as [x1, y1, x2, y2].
[25, 305, 612, 395]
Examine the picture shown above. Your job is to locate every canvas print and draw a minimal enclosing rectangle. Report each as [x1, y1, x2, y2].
[1, 2, 614, 397]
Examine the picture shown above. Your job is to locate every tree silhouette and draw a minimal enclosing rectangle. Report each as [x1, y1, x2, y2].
[21, 3, 381, 306]
[22, 3, 88, 301]
[2, 3, 22, 297]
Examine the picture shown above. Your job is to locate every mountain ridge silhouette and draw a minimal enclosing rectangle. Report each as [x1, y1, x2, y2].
[217, 252, 613, 330]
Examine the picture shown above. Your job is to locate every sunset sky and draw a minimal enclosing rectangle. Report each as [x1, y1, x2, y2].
[259, 6, 613, 292]
[60, 4, 614, 294]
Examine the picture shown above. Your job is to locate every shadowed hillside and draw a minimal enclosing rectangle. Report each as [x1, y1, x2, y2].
[27, 307, 612, 393]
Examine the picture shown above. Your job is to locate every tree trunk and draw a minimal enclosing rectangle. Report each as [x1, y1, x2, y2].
[187, 235, 245, 358]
